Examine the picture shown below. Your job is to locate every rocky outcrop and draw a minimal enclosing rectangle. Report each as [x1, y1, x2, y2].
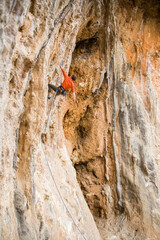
[0, 0, 160, 239]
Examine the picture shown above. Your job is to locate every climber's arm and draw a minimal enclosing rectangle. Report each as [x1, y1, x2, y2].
[60, 66, 67, 78]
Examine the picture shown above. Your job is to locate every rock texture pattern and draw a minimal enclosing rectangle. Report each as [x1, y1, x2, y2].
[0, 0, 160, 240]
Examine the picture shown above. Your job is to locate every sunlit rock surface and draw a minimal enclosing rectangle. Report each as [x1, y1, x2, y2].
[0, 0, 160, 239]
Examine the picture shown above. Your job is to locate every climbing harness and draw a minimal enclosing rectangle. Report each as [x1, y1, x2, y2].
[56, 85, 66, 96]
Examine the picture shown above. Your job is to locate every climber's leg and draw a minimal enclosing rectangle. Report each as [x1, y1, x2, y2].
[48, 84, 58, 99]
[48, 83, 57, 92]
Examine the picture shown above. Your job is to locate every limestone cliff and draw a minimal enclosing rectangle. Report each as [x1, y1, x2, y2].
[0, 0, 160, 240]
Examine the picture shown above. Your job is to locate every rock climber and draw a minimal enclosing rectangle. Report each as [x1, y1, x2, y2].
[48, 66, 76, 102]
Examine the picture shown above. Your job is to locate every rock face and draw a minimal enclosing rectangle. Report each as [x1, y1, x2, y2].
[0, 0, 160, 240]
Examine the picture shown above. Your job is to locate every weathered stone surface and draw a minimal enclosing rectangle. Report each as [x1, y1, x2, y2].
[0, 0, 160, 239]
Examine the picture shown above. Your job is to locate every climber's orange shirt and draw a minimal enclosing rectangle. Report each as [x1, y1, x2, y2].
[61, 68, 75, 92]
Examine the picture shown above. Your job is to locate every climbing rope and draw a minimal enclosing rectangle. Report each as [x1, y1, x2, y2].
[41, 142, 87, 240]
[44, 75, 59, 134]
[35, 0, 74, 63]
[44, 92, 57, 134]
[60, 59, 63, 84]
[9, 0, 16, 14]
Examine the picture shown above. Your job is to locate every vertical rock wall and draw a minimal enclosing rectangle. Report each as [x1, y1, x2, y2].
[0, 1, 31, 239]
[0, 0, 160, 239]
[106, 1, 160, 238]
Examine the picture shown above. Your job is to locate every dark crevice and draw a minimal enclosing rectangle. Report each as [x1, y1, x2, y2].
[75, 36, 99, 53]
[29, 0, 36, 14]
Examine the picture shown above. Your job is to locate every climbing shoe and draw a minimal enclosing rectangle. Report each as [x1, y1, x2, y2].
[48, 95, 51, 99]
